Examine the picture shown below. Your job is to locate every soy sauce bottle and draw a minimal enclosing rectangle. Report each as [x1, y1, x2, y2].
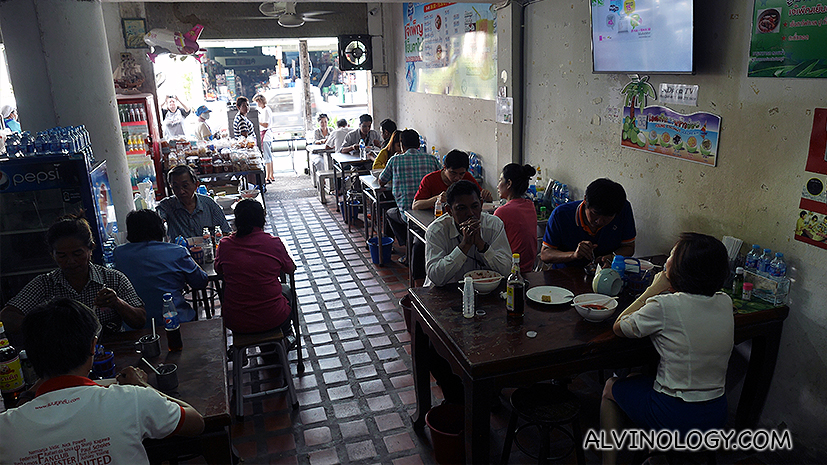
[506, 254, 525, 319]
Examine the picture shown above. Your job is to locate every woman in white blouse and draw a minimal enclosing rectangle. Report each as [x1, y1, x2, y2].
[601, 233, 733, 464]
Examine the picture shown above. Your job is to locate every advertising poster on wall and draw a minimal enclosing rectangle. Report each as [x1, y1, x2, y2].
[621, 105, 721, 167]
[795, 108, 827, 249]
[403, 2, 497, 99]
[748, 0, 827, 78]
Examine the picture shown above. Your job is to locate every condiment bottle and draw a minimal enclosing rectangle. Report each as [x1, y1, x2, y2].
[732, 267, 745, 298]
[163, 294, 183, 351]
[0, 322, 25, 406]
[506, 254, 525, 319]
[742, 282, 753, 301]
[202, 227, 214, 263]
[434, 200, 443, 218]
[463, 277, 475, 319]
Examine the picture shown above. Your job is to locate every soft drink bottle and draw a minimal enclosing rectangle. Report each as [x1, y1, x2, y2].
[163, 293, 183, 351]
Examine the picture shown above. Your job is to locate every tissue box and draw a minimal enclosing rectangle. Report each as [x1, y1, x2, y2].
[744, 270, 789, 306]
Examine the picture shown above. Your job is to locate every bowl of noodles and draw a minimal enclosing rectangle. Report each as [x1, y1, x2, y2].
[757, 9, 780, 34]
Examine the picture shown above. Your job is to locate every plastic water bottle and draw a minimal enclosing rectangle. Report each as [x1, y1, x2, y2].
[757, 248, 773, 276]
[163, 293, 183, 351]
[769, 252, 786, 278]
[560, 184, 570, 204]
[102, 239, 116, 269]
[463, 277, 475, 319]
[359, 139, 366, 160]
[744, 244, 761, 271]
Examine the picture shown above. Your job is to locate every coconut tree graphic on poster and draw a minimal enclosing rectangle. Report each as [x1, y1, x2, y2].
[620, 74, 656, 147]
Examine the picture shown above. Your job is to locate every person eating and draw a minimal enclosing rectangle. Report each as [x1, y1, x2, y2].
[0, 214, 146, 342]
[215, 199, 296, 335]
[378, 118, 397, 147]
[601, 233, 732, 464]
[156, 164, 231, 240]
[424, 180, 512, 287]
[341, 114, 382, 154]
[372, 130, 401, 170]
[325, 118, 350, 153]
[540, 177, 635, 269]
[0, 297, 203, 460]
[494, 163, 539, 273]
[114, 209, 208, 328]
[411, 149, 493, 211]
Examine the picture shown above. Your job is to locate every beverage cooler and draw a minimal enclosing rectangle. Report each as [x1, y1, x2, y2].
[117, 93, 164, 198]
[0, 154, 113, 306]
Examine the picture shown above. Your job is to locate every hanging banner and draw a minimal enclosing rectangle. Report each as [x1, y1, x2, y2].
[403, 2, 497, 99]
[795, 108, 827, 250]
[747, 0, 827, 78]
[621, 105, 721, 167]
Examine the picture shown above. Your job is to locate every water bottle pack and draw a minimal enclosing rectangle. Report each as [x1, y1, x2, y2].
[4, 125, 91, 158]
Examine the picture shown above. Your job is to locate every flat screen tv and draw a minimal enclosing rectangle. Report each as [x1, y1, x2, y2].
[589, 0, 694, 74]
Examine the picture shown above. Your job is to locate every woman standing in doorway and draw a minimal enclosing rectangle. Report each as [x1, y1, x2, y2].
[253, 94, 275, 183]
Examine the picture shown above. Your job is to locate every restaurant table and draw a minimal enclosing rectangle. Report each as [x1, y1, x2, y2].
[332, 152, 373, 222]
[408, 265, 790, 463]
[306, 143, 335, 180]
[99, 318, 232, 464]
[359, 174, 395, 265]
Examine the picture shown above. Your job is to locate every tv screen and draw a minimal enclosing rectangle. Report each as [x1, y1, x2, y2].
[590, 0, 694, 74]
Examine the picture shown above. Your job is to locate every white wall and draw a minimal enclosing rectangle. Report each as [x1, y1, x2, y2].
[520, 0, 827, 453]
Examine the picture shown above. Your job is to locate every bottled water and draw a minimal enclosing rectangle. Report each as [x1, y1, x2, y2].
[463, 277, 475, 319]
[744, 244, 761, 271]
[102, 238, 116, 268]
[359, 139, 366, 159]
[561, 184, 570, 204]
[757, 248, 773, 276]
[769, 252, 786, 278]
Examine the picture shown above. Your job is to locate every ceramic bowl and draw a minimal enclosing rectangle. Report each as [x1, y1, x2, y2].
[464, 270, 503, 294]
[573, 293, 618, 322]
[240, 188, 259, 199]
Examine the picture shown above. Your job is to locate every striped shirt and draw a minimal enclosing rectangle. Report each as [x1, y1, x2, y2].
[233, 113, 255, 138]
[378, 149, 441, 213]
[156, 193, 231, 240]
[7, 264, 144, 334]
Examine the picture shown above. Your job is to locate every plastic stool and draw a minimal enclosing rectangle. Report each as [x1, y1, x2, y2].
[501, 383, 585, 464]
[229, 327, 298, 419]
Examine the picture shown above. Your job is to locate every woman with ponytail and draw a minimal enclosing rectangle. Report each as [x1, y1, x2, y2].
[215, 200, 295, 334]
[494, 164, 538, 273]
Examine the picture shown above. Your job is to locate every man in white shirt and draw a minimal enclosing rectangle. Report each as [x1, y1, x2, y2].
[0, 298, 204, 464]
[425, 180, 512, 287]
[341, 114, 382, 154]
[325, 118, 351, 154]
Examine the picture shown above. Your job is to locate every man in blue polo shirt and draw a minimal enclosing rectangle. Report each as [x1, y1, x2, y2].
[540, 178, 635, 269]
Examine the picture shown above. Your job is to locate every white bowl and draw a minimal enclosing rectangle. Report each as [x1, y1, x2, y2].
[240, 188, 258, 199]
[464, 270, 503, 294]
[573, 293, 618, 322]
[371, 169, 383, 179]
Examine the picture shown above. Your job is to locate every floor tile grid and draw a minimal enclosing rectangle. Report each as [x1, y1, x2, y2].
[229, 197, 429, 464]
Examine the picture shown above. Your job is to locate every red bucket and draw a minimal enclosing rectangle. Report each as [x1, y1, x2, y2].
[426, 403, 465, 464]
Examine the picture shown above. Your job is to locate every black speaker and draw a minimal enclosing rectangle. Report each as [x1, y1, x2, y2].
[338, 34, 373, 71]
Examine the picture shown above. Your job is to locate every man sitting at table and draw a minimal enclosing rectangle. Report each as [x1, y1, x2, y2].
[425, 180, 512, 286]
[379, 129, 441, 258]
[157, 165, 231, 240]
[325, 118, 350, 154]
[114, 209, 208, 328]
[412, 149, 493, 211]
[341, 114, 382, 154]
[0, 298, 204, 462]
[540, 177, 635, 269]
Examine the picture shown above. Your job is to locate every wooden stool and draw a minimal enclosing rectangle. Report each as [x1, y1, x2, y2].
[501, 383, 586, 464]
[317, 170, 334, 203]
[229, 327, 298, 419]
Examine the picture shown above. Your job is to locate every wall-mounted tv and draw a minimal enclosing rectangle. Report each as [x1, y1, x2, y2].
[589, 0, 694, 74]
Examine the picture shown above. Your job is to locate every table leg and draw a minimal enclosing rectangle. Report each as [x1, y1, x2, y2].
[466, 378, 495, 464]
[334, 163, 341, 212]
[200, 428, 234, 465]
[411, 314, 431, 430]
[376, 198, 384, 266]
[407, 218, 414, 286]
[735, 326, 783, 429]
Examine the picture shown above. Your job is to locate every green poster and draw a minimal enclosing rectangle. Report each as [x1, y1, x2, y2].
[748, 1, 827, 78]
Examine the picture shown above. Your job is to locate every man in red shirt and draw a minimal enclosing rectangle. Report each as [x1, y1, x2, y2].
[411, 149, 493, 211]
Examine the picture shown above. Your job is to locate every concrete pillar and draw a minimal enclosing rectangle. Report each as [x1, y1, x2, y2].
[299, 40, 312, 135]
[496, 3, 524, 166]
[0, 0, 133, 229]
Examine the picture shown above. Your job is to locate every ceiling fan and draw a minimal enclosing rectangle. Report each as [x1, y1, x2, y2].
[252, 2, 332, 28]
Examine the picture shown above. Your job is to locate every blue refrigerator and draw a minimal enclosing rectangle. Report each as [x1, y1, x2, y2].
[0, 153, 114, 305]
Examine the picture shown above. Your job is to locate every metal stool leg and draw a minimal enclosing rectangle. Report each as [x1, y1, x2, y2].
[501, 409, 520, 464]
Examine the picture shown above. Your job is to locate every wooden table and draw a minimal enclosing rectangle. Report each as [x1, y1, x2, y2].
[359, 174, 395, 265]
[332, 152, 373, 222]
[100, 318, 232, 464]
[409, 266, 790, 463]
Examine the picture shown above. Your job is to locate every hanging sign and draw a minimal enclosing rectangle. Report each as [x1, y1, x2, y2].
[403, 2, 497, 99]
[795, 108, 827, 250]
[748, 0, 827, 78]
[658, 83, 699, 106]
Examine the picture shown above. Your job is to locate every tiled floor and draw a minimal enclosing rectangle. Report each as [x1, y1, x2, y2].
[215, 173, 808, 465]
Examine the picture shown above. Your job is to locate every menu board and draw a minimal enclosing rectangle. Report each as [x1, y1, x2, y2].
[621, 105, 721, 167]
[403, 3, 497, 99]
[748, 0, 827, 78]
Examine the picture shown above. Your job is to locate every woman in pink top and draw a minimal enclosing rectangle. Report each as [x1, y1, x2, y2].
[494, 164, 538, 273]
[215, 199, 295, 333]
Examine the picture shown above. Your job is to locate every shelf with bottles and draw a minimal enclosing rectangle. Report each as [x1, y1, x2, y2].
[118, 103, 147, 125]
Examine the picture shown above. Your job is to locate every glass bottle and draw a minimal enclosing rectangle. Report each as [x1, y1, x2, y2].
[0, 322, 26, 406]
[163, 293, 183, 351]
[202, 227, 214, 263]
[506, 254, 525, 318]
[463, 277, 475, 319]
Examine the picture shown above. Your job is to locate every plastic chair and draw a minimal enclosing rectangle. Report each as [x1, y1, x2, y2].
[501, 383, 586, 464]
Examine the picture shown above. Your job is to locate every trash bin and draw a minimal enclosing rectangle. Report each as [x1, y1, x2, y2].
[367, 236, 393, 265]
[426, 403, 465, 465]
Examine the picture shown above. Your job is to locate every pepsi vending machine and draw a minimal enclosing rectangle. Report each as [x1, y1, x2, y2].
[0, 154, 112, 305]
